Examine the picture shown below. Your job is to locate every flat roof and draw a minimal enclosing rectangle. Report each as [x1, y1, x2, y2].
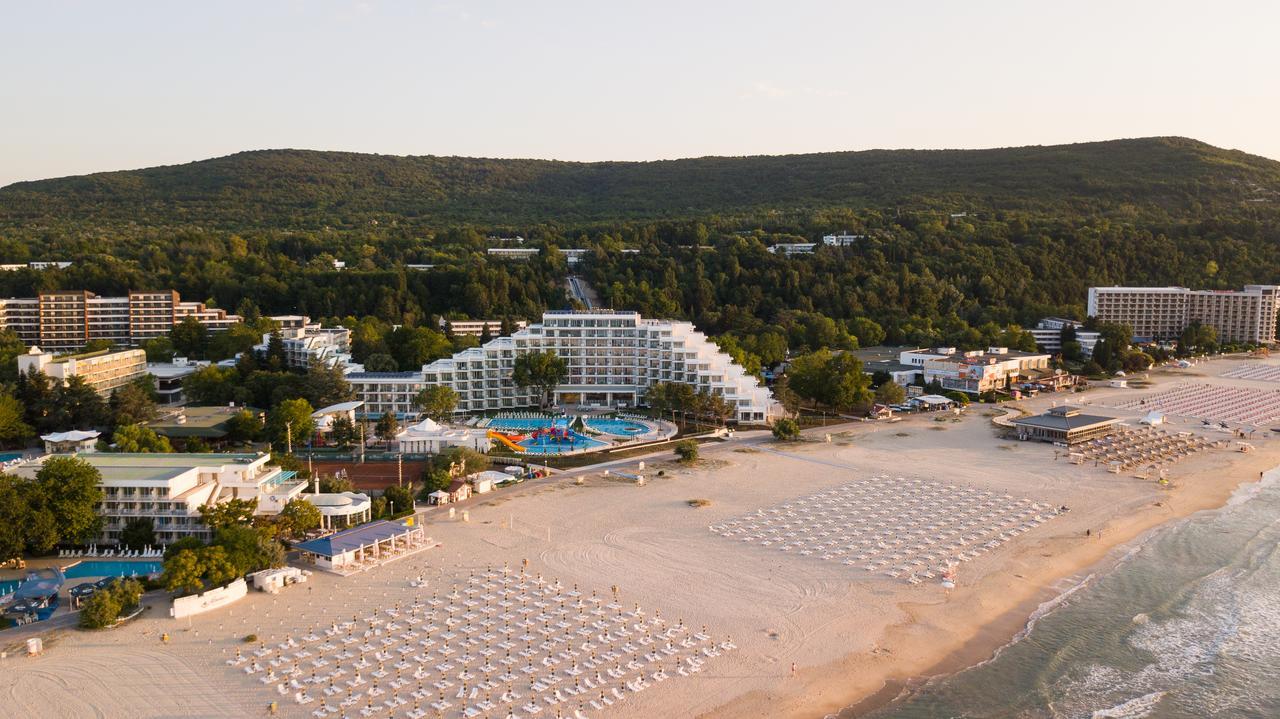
[294, 520, 416, 558]
[1012, 410, 1120, 432]
[147, 406, 260, 438]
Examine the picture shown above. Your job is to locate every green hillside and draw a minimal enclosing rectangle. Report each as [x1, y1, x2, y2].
[3, 137, 1278, 228]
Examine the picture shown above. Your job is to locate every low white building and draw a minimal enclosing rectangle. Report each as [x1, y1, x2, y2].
[822, 233, 865, 246]
[303, 492, 373, 530]
[147, 357, 206, 405]
[767, 242, 816, 256]
[487, 248, 539, 261]
[1029, 318, 1101, 358]
[41, 430, 100, 454]
[900, 346, 1051, 395]
[7, 452, 308, 545]
[254, 316, 354, 370]
[394, 418, 492, 454]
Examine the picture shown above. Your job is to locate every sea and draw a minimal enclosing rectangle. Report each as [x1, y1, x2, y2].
[850, 469, 1280, 719]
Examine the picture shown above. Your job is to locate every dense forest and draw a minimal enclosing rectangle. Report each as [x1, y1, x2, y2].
[0, 137, 1278, 370]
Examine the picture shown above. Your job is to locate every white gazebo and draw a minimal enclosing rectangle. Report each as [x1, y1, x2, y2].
[41, 430, 101, 454]
[303, 491, 373, 530]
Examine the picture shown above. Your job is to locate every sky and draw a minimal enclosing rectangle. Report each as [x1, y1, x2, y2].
[2, 0, 1277, 187]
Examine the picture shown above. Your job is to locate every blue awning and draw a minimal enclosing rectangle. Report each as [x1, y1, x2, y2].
[293, 520, 415, 558]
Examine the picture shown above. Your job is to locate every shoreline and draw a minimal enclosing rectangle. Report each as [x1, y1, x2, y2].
[701, 407, 1278, 719]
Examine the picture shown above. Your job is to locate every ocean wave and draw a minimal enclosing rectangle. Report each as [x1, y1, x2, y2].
[1089, 691, 1166, 719]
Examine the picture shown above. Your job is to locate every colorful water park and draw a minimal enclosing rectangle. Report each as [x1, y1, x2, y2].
[477, 414, 669, 455]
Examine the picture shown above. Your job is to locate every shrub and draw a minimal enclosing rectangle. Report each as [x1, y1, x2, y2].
[687, 498, 711, 508]
[771, 418, 801, 441]
[79, 591, 122, 629]
[674, 440, 699, 463]
[243, 634, 258, 643]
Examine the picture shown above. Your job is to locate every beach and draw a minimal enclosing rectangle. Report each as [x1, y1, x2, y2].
[3, 356, 1278, 719]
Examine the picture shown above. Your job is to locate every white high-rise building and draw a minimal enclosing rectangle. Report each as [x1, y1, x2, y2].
[348, 310, 779, 423]
[1087, 285, 1280, 344]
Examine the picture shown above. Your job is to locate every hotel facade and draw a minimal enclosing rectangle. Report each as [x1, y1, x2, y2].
[8, 453, 308, 545]
[0, 290, 241, 350]
[348, 310, 779, 423]
[17, 346, 149, 396]
[1087, 285, 1280, 344]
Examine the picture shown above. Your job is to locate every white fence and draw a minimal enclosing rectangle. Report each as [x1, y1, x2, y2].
[170, 578, 248, 619]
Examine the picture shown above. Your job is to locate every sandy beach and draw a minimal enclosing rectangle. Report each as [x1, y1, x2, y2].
[4, 355, 1280, 719]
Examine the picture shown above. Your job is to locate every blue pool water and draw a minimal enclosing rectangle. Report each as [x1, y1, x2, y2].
[0, 579, 18, 597]
[488, 417, 650, 435]
[518, 432, 607, 454]
[0, 452, 23, 462]
[63, 560, 162, 579]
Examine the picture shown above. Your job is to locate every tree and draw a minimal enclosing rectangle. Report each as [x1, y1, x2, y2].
[362, 353, 397, 372]
[674, 439, 699, 463]
[171, 316, 210, 358]
[225, 409, 262, 443]
[162, 548, 205, 595]
[375, 411, 400, 445]
[212, 524, 283, 575]
[328, 414, 357, 448]
[303, 359, 353, 408]
[435, 446, 488, 476]
[1179, 322, 1218, 355]
[267, 398, 315, 451]
[0, 392, 34, 446]
[419, 467, 452, 497]
[48, 376, 108, 431]
[164, 536, 205, 560]
[771, 418, 801, 441]
[34, 456, 104, 546]
[383, 484, 416, 517]
[264, 329, 287, 370]
[183, 365, 240, 406]
[944, 391, 971, 406]
[120, 517, 155, 550]
[0, 476, 32, 561]
[277, 498, 322, 538]
[874, 381, 906, 405]
[198, 545, 240, 587]
[772, 374, 801, 418]
[109, 377, 158, 427]
[198, 498, 258, 531]
[141, 336, 176, 363]
[79, 588, 123, 629]
[413, 385, 458, 423]
[512, 351, 569, 407]
[112, 424, 173, 453]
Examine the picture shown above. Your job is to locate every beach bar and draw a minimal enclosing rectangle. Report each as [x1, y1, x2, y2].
[293, 520, 428, 573]
[1011, 405, 1121, 445]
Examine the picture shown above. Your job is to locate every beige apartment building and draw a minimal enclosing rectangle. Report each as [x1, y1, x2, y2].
[17, 346, 148, 396]
[1088, 285, 1280, 344]
[0, 290, 240, 350]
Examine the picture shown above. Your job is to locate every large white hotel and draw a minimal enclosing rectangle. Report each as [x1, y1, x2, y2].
[348, 310, 779, 423]
[1088, 285, 1280, 344]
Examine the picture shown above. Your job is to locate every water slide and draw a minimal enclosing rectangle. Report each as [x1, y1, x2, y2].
[487, 430, 527, 452]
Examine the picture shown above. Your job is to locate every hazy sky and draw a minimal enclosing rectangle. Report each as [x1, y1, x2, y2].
[2, 1, 1276, 187]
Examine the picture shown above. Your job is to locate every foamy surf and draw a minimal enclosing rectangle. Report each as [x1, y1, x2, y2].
[1090, 691, 1166, 718]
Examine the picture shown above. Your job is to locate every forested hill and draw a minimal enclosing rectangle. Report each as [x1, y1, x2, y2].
[3, 137, 1278, 228]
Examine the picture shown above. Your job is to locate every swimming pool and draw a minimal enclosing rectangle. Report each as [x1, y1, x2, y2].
[487, 417, 651, 435]
[518, 431, 606, 454]
[63, 560, 162, 579]
[0, 579, 19, 597]
[0, 452, 23, 463]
